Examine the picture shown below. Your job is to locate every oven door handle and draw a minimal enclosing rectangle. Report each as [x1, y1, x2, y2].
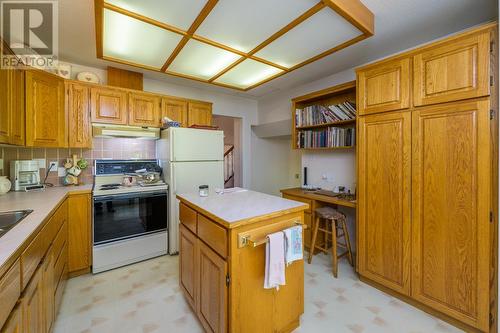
[94, 191, 168, 202]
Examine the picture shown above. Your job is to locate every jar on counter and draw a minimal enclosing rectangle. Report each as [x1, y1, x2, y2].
[199, 185, 209, 197]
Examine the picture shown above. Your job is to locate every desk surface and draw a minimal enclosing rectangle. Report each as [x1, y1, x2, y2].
[280, 188, 357, 209]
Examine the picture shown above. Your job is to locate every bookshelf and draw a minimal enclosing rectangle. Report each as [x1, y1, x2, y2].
[291, 81, 357, 150]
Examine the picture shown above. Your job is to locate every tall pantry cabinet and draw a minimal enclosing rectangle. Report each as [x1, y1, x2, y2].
[356, 23, 497, 333]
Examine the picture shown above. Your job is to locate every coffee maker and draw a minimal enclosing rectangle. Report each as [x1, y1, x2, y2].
[10, 160, 42, 191]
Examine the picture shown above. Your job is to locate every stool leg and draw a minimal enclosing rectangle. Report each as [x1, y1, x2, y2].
[341, 219, 354, 267]
[332, 219, 338, 278]
[308, 216, 320, 264]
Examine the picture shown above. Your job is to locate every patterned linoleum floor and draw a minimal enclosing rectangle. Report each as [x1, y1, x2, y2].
[54, 253, 462, 333]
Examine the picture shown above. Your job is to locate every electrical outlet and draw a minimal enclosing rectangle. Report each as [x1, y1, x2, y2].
[295, 173, 300, 179]
[57, 167, 66, 177]
[0, 158, 3, 171]
[48, 161, 58, 172]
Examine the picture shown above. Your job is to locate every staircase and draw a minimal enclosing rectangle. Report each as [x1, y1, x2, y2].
[224, 145, 234, 188]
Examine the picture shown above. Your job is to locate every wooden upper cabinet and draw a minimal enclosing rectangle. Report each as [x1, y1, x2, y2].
[9, 69, 25, 146]
[67, 83, 92, 148]
[162, 97, 188, 127]
[413, 31, 490, 106]
[128, 92, 161, 127]
[357, 58, 411, 115]
[188, 101, 212, 127]
[90, 86, 127, 125]
[179, 225, 197, 310]
[67, 193, 92, 274]
[411, 100, 491, 331]
[0, 69, 10, 143]
[357, 111, 412, 296]
[197, 240, 227, 333]
[25, 70, 66, 147]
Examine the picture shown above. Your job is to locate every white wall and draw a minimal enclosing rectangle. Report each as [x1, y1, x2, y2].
[64, 61, 258, 188]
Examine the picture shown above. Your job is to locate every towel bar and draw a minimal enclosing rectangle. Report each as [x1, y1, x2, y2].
[239, 222, 307, 248]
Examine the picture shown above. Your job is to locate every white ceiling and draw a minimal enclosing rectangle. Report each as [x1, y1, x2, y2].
[58, 0, 497, 98]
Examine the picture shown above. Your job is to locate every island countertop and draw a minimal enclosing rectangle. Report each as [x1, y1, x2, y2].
[176, 188, 309, 228]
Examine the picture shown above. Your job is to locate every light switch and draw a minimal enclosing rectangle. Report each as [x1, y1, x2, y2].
[0, 158, 3, 170]
[58, 167, 66, 177]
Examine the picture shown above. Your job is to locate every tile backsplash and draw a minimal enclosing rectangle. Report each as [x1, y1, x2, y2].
[0, 137, 156, 187]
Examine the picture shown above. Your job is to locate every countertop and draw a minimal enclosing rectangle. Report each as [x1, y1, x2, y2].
[280, 188, 357, 209]
[0, 185, 92, 273]
[177, 188, 309, 228]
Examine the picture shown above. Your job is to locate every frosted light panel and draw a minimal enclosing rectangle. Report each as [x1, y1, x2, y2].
[105, 0, 207, 30]
[255, 8, 362, 68]
[195, 0, 318, 52]
[168, 40, 241, 79]
[103, 9, 183, 68]
[215, 59, 283, 89]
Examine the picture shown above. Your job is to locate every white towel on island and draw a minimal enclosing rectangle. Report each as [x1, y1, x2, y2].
[264, 231, 286, 290]
[283, 225, 303, 266]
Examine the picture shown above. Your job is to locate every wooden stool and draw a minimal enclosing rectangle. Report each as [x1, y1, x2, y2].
[308, 207, 354, 278]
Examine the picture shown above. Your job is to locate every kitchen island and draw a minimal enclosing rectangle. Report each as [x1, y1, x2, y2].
[176, 188, 309, 333]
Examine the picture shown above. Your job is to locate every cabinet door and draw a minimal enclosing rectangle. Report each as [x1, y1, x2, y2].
[357, 58, 411, 115]
[188, 102, 212, 127]
[357, 111, 412, 295]
[0, 69, 10, 143]
[179, 224, 197, 310]
[9, 68, 25, 146]
[22, 267, 44, 333]
[25, 70, 66, 147]
[68, 194, 91, 274]
[197, 240, 227, 333]
[128, 92, 161, 127]
[411, 100, 490, 331]
[414, 31, 490, 106]
[90, 87, 127, 125]
[0, 304, 22, 333]
[67, 83, 92, 148]
[42, 252, 54, 333]
[161, 97, 188, 127]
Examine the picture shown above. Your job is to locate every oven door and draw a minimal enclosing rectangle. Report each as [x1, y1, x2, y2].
[93, 191, 168, 245]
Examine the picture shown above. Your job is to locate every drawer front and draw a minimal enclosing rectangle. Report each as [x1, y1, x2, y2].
[282, 194, 312, 214]
[42, 207, 65, 247]
[52, 221, 67, 263]
[0, 260, 21, 329]
[357, 58, 411, 115]
[198, 214, 227, 258]
[179, 203, 197, 234]
[413, 31, 490, 106]
[20, 232, 45, 290]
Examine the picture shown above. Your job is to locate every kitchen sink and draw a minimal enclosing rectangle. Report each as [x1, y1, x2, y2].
[0, 210, 33, 238]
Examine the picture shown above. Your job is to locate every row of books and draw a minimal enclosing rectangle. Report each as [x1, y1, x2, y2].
[295, 101, 356, 127]
[297, 127, 355, 149]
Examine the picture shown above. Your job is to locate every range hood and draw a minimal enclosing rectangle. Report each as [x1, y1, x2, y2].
[92, 124, 160, 140]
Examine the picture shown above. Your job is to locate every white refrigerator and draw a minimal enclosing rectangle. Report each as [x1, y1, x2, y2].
[157, 127, 224, 254]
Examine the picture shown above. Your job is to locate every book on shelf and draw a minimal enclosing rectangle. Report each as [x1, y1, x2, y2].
[297, 127, 356, 149]
[295, 101, 356, 127]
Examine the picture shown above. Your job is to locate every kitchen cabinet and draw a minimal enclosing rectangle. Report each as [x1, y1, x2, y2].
[411, 100, 491, 331]
[25, 70, 66, 147]
[67, 83, 92, 148]
[357, 111, 412, 296]
[357, 57, 410, 115]
[162, 97, 188, 127]
[180, 225, 197, 310]
[42, 250, 54, 333]
[197, 240, 227, 333]
[90, 86, 128, 125]
[128, 91, 161, 127]
[413, 31, 490, 106]
[67, 193, 92, 276]
[0, 305, 22, 333]
[22, 266, 44, 333]
[0, 68, 25, 145]
[0, 69, 9, 143]
[355, 23, 496, 333]
[0, 260, 21, 330]
[188, 101, 212, 127]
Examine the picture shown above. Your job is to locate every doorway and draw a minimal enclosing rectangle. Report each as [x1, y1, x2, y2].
[212, 115, 243, 188]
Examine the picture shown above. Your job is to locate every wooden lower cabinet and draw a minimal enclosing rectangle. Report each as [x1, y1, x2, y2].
[42, 252, 54, 333]
[22, 266, 44, 333]
[197, 240, 227, 333]
[1, 305, 22, 333]
[357, 111, 412, 295]
[67, 193, 92, 275]
[179, 225, 197, 309]
[411, 100, 491, 331]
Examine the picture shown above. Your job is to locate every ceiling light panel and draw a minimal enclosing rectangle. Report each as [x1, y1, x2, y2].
[168, 40, 242, 80]
[195, 0, 318, 53]
[214, 59, 283, 89]
[254, 8, 362, 68]
[103, 9, 183, 69]
[105, 0, 207, 30]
